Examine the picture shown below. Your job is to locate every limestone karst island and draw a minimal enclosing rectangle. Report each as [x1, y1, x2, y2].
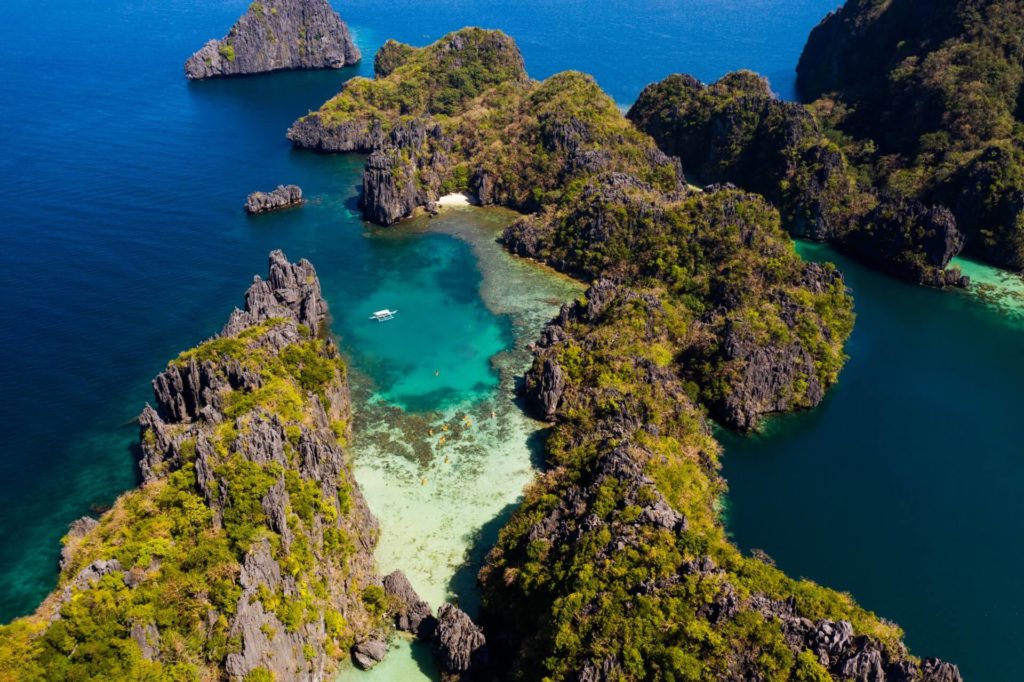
[3, 0, 1024, 680]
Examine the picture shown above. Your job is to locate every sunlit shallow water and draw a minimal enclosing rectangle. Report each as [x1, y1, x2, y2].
[5, 1, 1023, 679]
[339, 209, 582, 680]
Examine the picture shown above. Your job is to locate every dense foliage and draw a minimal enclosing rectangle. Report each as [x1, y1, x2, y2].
[505, 182, 854, 428]
[0, 316, 379, 681]
[479, 282, 912, 681]
[286, 29, 957, 681]
[289, 28, 682, 222]
[628, 71, 969, 287]
[798, 0, 1024, 270]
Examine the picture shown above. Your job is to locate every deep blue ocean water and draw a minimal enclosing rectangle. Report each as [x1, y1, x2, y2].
[2, 0, 1020, 679]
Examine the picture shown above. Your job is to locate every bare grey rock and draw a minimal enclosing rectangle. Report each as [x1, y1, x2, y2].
[362, 148, 421, 225]
[433, 604, 487, 675]
[383, 570, 435, 638]
[185, 0, 360, 80]
[578, 656, 621, 682]
[221, 249, 327, 337]
[245, 184, 303, 214]
[130, 621, 161, 661]
[72, 559, 122, 591]
[529, 358, 565, 421]
[352, 639, 388, 670]
[840, 647, 886, 682]
[261, 476, 294, 551]
[921, 659, 964, 682]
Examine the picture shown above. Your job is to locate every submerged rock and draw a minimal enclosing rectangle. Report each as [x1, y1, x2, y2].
[245, 184, 303, 214]
[184, 0, 360, 80]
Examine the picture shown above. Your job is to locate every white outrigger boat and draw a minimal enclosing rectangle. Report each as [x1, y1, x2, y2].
[369, 309, 398, 322]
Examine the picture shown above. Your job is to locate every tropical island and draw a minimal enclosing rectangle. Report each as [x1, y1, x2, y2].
[5, 0, 1023, 678]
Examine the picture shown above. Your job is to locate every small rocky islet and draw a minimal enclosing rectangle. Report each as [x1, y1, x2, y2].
[184, 0, 360, 80]
[245, 184, 304, 214]
[9, 0, 1024, 678]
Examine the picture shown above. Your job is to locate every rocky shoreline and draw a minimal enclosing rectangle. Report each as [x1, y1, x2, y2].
[626, 72, 971, 289]
[796, 0, 1024, 274]
[476, 282, 962, 681]
[185, 0, 360, 80]
[283, 28, 962, 680]
[0, 250, 497, 679]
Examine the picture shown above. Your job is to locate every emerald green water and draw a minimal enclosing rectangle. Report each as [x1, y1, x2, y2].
[5, 1, 1021, 679]
[721, 242, 1024, 681]
[340, 209, 581, 681]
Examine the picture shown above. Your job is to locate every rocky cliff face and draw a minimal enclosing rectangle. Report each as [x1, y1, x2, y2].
[185, 0, 360, 80]
[0, 251, 389, 680]
[627, 71, 970, 288]
[796, 0, 1024, 271]
[141, 250, 382, 680]
[479, 280, 961, 681]
[245, 184, 304, 214]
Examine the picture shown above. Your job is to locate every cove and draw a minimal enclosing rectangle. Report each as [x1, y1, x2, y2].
[3, 0, 1019, 678]
[721, 242, 1024, 681]
[340, 209, 582, 680]
[0, 0, 841, 622]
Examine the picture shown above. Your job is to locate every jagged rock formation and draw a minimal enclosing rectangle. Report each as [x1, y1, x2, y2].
[380, 570, 488, 680]
[287, 28, 678, 225]
[479, 280, 961, 680]
[0, 251, 388, 680]
[383, 570, 436, 638]
[351, 639, 388, 670]
[796, 0, 1024, 271]
[433, 604, 487, 681]
[245, 184, 304, 214]
[627, 71, 970, 287]
[185, 0, 360, 80]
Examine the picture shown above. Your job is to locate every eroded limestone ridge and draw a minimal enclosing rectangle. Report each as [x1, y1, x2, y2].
[477, 280, 963, 682]
[0, 251, 385, 680]
[185, 0, 360, 80]
[627, 71, 971, 289]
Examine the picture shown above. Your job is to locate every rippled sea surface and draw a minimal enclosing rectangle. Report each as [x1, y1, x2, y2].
[3, 1, 1020, 679]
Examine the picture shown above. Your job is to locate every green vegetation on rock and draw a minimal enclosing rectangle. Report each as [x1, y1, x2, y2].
[0, 254, 382, 681]
[797, 0, 1024, 271]
[286, 28, 958, 681]
[628, 70, 969, 288]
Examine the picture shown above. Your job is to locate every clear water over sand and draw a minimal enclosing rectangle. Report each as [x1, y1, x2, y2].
[341, 210, 581, 680]
[4, 1, 1022, 679]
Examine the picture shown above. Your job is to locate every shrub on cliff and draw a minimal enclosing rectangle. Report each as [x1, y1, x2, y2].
[627, 70, 972, 286]
[0, 253, 383, 680]
[797, 0, 1024, 270]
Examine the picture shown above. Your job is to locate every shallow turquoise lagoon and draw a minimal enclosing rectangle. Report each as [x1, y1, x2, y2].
[2, 1, 1021, 679]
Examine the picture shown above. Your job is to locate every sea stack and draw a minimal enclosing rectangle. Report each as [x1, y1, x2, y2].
[245, 184, 303, 214]
[185, 0, 360, 80]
